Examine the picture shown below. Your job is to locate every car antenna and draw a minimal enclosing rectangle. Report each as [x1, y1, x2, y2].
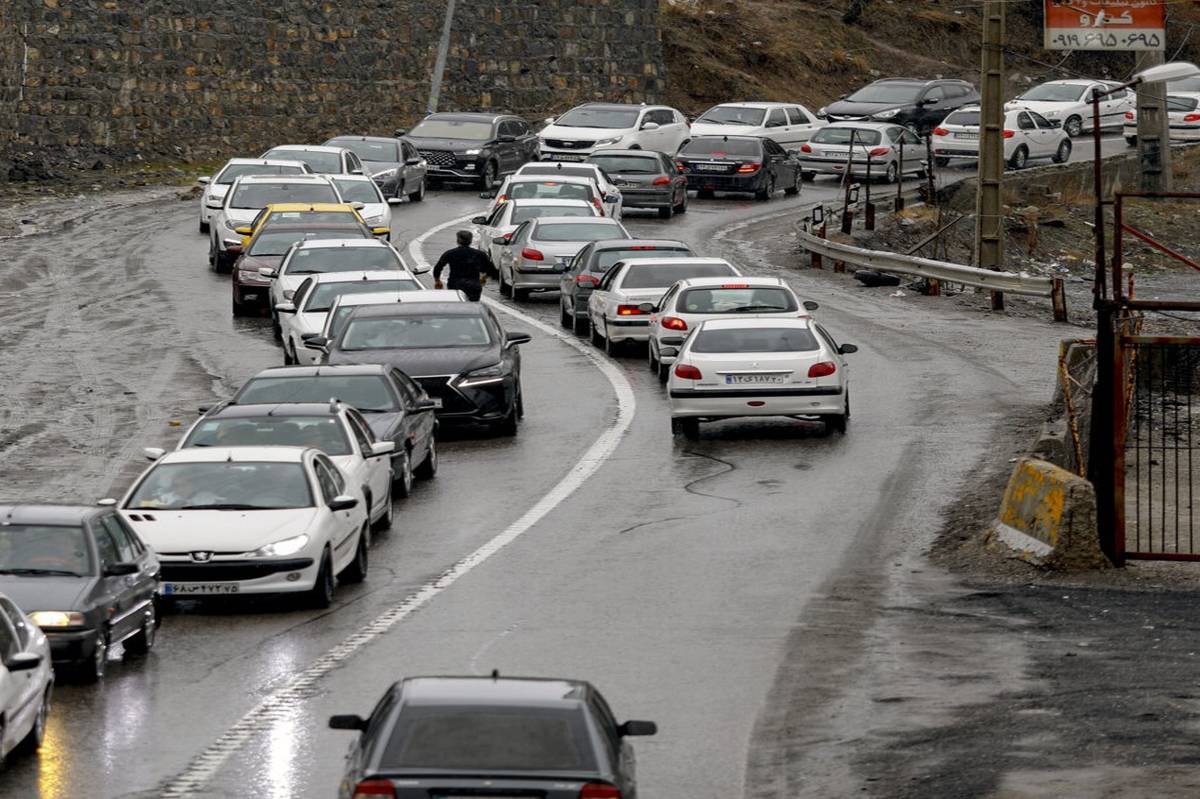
[491, 669, 500, 681]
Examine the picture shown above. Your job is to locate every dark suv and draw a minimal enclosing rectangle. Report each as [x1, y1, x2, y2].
[818, 78, 979, 133]
[400, 112, 540, 189]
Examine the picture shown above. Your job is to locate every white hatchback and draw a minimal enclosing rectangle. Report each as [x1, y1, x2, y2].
[487, 174, 616, 218]
[197, 158, 311, 234]
[666, 317, 857, 439]
[0, 594, 52, 765]
[120, 447, 369, 608]
[932, 106, 1071, 170]
[512, 161, 623, 216]
[539, 103, 691, 161]
[1124, 93, 1200, 145]
[331, 174, 396, 235]
[690, 102, 824, 146]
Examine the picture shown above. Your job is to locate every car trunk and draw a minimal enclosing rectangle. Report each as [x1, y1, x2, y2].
[683, 350, 832, 390]
[383, 775, 603, 798]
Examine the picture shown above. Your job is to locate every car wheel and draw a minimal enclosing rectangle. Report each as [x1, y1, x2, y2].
[603, 323, 617, 356]
[307, 549, 335, 608]
[479, 161, 497, 190]
[76, 631, 108, 684]
[340, 525, 370, 584]
[658, 361, 670, 383]
[496, 403, 519, 436]
[573, 309, 590, 336]
[801, 170, 816, 182]
[512, 287, 530, 302]
[231, 294, 248, 317]
[14, 687, 50, 756]
[393, 449, 413, 499]
[784, 170, 802, 196]
[883, 161, 899, 184]
[591, 319, 604, 347]
[415, 437, 438, 480]
[208, 237, 218, 270]
[828, 413, 848, 434]
[935, 156, 951, 168]
[671, 417, 700, 439]
[658, 203, 674, 220]
[1064, 115, 1083, 138]
[283, 340, 297, 365]
[755, 174, 775, 201]
[1007, 145, 1028, 170]
[408, 178, 426, 202]
[648, 343, 659, 373]
[515, 384, 525, 419]
[674, 188, 688, 213]
[371, 483, 394, 531]
[560, 301, 573, 329]
[123, 606, 157, 656]
[1052, 139, 1072, 164]
[199, 220, 209, 235]
[499, 270, 512, 298]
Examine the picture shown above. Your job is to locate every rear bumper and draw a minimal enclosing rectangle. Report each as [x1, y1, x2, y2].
[605, 316, 651, 342]
[682, 173, 764, 192]
[512, 270, 563, 291]
[669, 385, 844, 417]
[620, 188, 675, 208]
[797, 157, 893, 177]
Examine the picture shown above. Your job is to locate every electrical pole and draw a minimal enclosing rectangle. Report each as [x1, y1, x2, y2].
[975, 1, 1005, 310]
[1135, 48, 1172, 191]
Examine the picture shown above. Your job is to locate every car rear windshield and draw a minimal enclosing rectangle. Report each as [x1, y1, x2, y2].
[845, 83, 923, 104]
[332, 178, 383, 204]
[622, 262, 735, 289]
[521, 165, 599, 180]
[555, 107, 641, 129]
[328, 139, 399, 162]
[183, 416, 352, 456]
[0, 525, 93, 577]
[230, 183, 338, 209]
[267, 211, 355, 226]
[217, 164, 307, 184]
[809, 128, 882, 146]
[408, 119, 493, 140]
[341, 316, 491, 350]
[381, 706, 598, 772]
[1168, 95, 1200, 112]
[511, 205, 593, 224]
[1169, 76, 1200, 93]
[126, 462, 312, 511]
[1017, 83, 1087, 103]
[696, 105, 767, 126]
[305, 280, 420, 312]
[691, 326, 819, 353]
[594, 246, 691, 272]
[943, 110, 980, 127]
[236, 375, 398, 412]
[680, 139, 760, 157]
[261, 149, 343, 173]
[678, 286, 797, 314]
[250, 230, 360, 257]
[587, 154, 660, 174]
[286, 247, 400, 275]
[534, 222, 623, 242]
[508, 182, 593, 201]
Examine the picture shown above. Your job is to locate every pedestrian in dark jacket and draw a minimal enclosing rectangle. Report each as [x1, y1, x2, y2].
[433, 230, 497, 301]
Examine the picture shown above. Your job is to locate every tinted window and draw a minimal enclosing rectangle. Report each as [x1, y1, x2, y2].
[329, 139, 399, 162]
[100, 515, 137, 562]
[845, 83, 922, 104]
[593, 246, 691, 272]
[1018, 112, 1035, 130]
[408, 119, 494, 140]
[508, 182, 593, 201]
[313, 460, 340, 503]
[691, 326, 819, 353]
[182, 416, 352, 456]
[305, 280, 420, 312]
[285, 246, 401, 275]
[229, 183, 338, 209]
[341, 316, 492, 350]
[785, 107, 810, 125]
[766, 108, 788, 127]
[809, 128, 882, 146]
[944, 110, 980, 126]
[237, 375, 398, 412]
[621, 262, 735, 289]
[1168, 95, 1200, 112]
[647, 109, 675, 126]
[0, 524, 93, 576]
[95, 528, 120, 570]
[678, 286, 797, 313]
[0, 599, 32, 650]
[556, 107, 640, 129]
[680, 138, 761, 157]
[533, 222, 624, 242]
[345, 412, 374, 454]
[217, 163, 307, 184]
[126, 462, 313, 510]
[250, 229, 361, 257]
[332, 178, 384, 204]
[511, 205, 594, 224]
[261, 149, 343, 173]
[696, 105, 766, 126]
[588, 154, 662, 174]
[923, 86, 946, 102]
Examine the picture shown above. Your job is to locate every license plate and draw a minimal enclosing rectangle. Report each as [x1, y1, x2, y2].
[697, 164, 727, 172]
[243, 293, 257, 300]
[543, 153, 585, 161]
[724, 374, 788, 385]
[617, 181, 638, 188]
[954, 132, 979, 140]
[430, 398, 443, 408]
[163, 582, 240, 595]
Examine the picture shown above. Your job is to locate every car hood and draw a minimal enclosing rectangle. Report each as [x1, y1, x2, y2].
[327, 346, 501, 378]
[223, 208, 261, 225]
[823, 100, 908, 117]
[239, 254, 286, 273]
[0, 575, 93, 613]
[122, 508, 319, 553]
[689, 122, 766, 138]
[365, 160, 402, 175]
[361, 411, 404, 439]
[407, 137, 487, 152]
[540, 124, 631, 141]
[1006, 100, 1075, 116]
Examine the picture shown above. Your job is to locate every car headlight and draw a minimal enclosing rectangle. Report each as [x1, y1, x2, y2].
[872, 108, 901, 120]
[30, 610, 85, 628]
[372, 167, 399, 178]
[461, 148, 482, 156]
[364, 214, 384, 226]
[237, 269, 265, 282]
[595, 136, 624, 147]
[253, 534, 309, 557]
[456, 363, 506, 387]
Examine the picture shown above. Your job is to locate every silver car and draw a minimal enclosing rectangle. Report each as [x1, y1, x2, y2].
[323, 136, 428, 202]
[797, 122, 926, 184]
[259, 144, 365, 176]
[197, 158, 311, 234]
[207, 175, 341, 272]
[495, 217, 629, 302]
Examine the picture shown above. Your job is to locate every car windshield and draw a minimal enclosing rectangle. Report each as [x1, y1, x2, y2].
[594, 246, 691, 272]
[944, 110, 981, 127]
[1169, 76, 1200, 93]
[217, 163, 307, 184]
[236, 375, 398, 412]
[680, 139, 761, 157]
[511, 205, 594, 224]
[381, 706, 598, 772]
[305, 281, 420, 312]
[1168, 95, 1200, 112]
[230, 183, 338, 209]
[691, 326, 819, 353]
[182, 416, 352, 456]
[328, 139, 398, 162]
[534, 222, 623, 243]
[341, 316, 491, 350]
[126, 462, 312, 510]
[1017, 83, 1088, 103]
[555, 107, 641, 129]
[0, 525, 92, 577]
[622, 262, 735, 289]
[408, 119, 494, 140]
[250, 230, 358, 257]
[678, 286, 797, 314]
[696, 105, 767, 126]
[285, 246, 399, 274]
[261, 149, 343, 173]
[587, 155, 660, 174]
[845, 83, 923, 104]
[508, 182, 593, 201]
[332, 178, 383, 204]
[809, 127, 882, 146]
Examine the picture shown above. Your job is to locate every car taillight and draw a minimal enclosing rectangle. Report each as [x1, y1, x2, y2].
[629, 245, 658, 250]
[579, 785, 622, 799]
[808, 361, 837, 378]
[867, 146, 890, 157]
[721, 283, 749, 288]
[737, 162, 761, 173]
[1185, 113, 1200, 122]
[800, 143, 813, 153]
[1125, 111, 1135, 120]
[932, 127, 949, 136]
[675, 160, 687, 171]
[496, 195, 507, 203]
[521, 247, 544, 261]
[652, 176, 671, 185]
[352, 780, 397, 798]
[675, 363, 703, 379]
[617, 304, 647, 316]
[503, 232, 513, 241]
[662, 316, 688, 331]
[592, 197, 604, 214]
[1002, 130, 1015, 139]
[576, 274, 600, 286]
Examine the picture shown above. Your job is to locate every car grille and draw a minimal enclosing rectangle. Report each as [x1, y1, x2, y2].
[420, 150, 456, 166]
[543, 139, 593, 150]
[826, 114, 865, 122]
[161, 558, 314, 582]
[415, 376, 476, 413]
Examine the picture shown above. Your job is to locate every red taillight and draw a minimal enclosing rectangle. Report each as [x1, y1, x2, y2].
[629, 245, 658, 250]
[496, 195, 507, 203]
[617, 304, 647, 316]
[1002, 130, 1015, 139]
[808, 361, 837, 378]
[576, 274, 600, 286]
[521, 247, 544, 261]
[674, 364, 703, 380]
[867, 146, 890, 157]
[1185, 113, 1200, 122]
[675, 160, 687, 171]
[662, 316, 688, 331]
[737, 162, 761, 173]
[592, 197, 604, 215]
[652, 176, 671, 185]
[721, 283, 749, 288]
[1125, 111, 1135, 120]
[800, 143, 813, 153]
[579, 785, 622, 799]
[502, 232, 513, 241]
[932, 127, 949, 136]
[352, 780, 397, 798]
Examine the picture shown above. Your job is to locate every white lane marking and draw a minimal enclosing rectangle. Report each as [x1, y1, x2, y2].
[161, 214, 637, 797]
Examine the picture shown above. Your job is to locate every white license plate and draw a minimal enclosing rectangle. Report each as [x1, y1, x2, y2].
[544, 153, 585, 161]
[696, 164, 727, 172]
[617, 182, 638, 188]
[163, 582, 240, 595]
[954, 132, 979, 140]
[725, 374, 788, 385]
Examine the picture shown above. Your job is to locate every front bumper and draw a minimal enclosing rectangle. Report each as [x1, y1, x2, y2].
[618, 188, 675, 208]
[160, 557, 318, 596]
[233, 275, 272, 309]
[539, 149, 592, 162]
[414, 375, 516, 423]
[669, 385, 844, 418]
[45, 628, 99, 664]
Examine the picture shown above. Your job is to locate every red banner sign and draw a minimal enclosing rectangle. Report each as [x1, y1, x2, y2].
[1044, 1, 1166, 51]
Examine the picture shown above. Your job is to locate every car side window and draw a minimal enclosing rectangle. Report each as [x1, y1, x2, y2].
[659, 284, 681, 311]
[1032, 112, 1055, 130]
[923, 86, 946, 103]
[95, 526, 121, 571]
[0, 599, 32, 650]
[764, 139, 786, 157]
[344, 412, 375, 454]
[512, 221, 532, 244]
[113, 515, 146, 555]
[589, 694, 623, 767]
[1108, 88, 1127, 100]
[786, 106, 810, 125]
[766, 108, 787, 128]
[487, 204, 506, 226]
[0, 614, 18, 660]
[902, 129, 921, 145]
[816, 324, 841, 352]
[1018, 111, 1035, 130]
[347, 152, 363, 172]
[659, 154, 677, 174]
[599, 264, 623, 291]
[648, 109, 674, 126]
[394, 372, 425, 406]
[510, 119, 530, 136]
[887, 127, 904, 144]
[293, 278, 313, 308]
[313, 458, 342, 502]
[100, 515, 137, 563]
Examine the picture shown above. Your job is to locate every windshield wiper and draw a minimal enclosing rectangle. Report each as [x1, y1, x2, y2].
[355, 407, 392, 413]
[0, 568, 83, 577]
[179, 503, 270, 510]
[727, 305, 786, 313]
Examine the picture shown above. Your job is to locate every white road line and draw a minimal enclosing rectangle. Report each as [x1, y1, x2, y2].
[160, 214, 636, 797]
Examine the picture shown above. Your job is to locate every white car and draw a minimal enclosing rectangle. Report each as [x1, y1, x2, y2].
[646, 276, 818, 381]
[471, 199, 598, 266]
[208, 174, 342, 271]
[666, 317, 857, 439]
[120, 447, 370, 608]
[259, 144, 367, 175]
[511, 162, 624, 218]
[932, 106, 1071, 170]
[331, 174, 396, 235]
[690, 102, 824, 146]
[488, 174, 616, 218]
[1124, 93, 1200, 145]
[278, 271, 426, 366]
[587, 257, 741, 354]
[496, 217, 630, 302]
[197, 158, 311, 234]
[310, 290, 469, 363]
[539, 103, 691, 161]
[0, 593, 52, 765]
[1006, 79, 1134, 137]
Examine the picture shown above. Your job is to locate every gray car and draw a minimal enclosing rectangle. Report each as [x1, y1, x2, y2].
[558, 238, 692, 334]
[495, 217, 629, 302]
[586, 149, 689, 218]
[324, 136, 428, 202]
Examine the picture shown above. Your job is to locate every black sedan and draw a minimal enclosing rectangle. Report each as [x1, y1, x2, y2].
[586, 149, 689, 218]
[676, 135, 803, 200]
[0, 504, 160, 683]
[324, 135, 429, 202]
[559, 238, 693, 334]
[399, 112, 540, 189]
[320, 302, 532, 435]
[330, 675, 656, 799]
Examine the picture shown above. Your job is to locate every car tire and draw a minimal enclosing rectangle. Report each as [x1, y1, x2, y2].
[307, 549, 335, 609]
[371, 483, 393, 531]
[512, 287, 530, 302]
[591, 320, 604, 348]
[671, 417, 700, 439]
[1007, 145, 1028, 170]
[674, 189, 688, 213]
[231, 294, 248, 317]
[283, 340, 297, 366]
[479, 161, 497, 190]
[648, 343, 659, 373]
[1052, 139, 1072, 164]
[658, 204, 674, 220]
[415, 437, 438, 480]
[13, 688, 50, 756]
[801, 171, 816, 182]
[560, 301, 573, 329]
[123, 606, 157, 656]
[1064, 115, 1083, 138]
[603, 323, 617, 356]
[408, 178, 426, 203]
[495, 401, 519, 436]
[499, 271, 512, 297]
[828, 413, 848, 434]
[658, 361, 670, 383]
[754, 174, 775, 201]
[883, 161, 899, 184]
[573, 309, 590, 336]
[199, 220, 209, 235]
[75, 631, 108, 684]
[784, 171, 802, 196]
[935, 156, 950, 168]
[340, 526, 370, 584]
[393, 449, 413, 499]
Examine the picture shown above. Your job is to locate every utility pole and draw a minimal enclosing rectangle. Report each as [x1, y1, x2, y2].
[427, 0, 458, 114]
[1135, 48, 1172, 191]
[975, 1, 1005, 311]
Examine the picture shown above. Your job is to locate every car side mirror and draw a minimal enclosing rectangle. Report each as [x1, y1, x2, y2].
[492, 236, 510, 246]
[258, 267, 278, 278]
[4, 653, 42, 673]
[405, 156, 422, 165]
[640, 121, 660, 131]
[104, 562, 139, 577]
[393, 128, 407, 137]
[505, 331, 532, 347]
[660, 335, 684, 346]
[349, 168, 364, 175]
[275, 302, 296, 314]
[387, 197, 403, 205]
[480, 191, 497, 199]
[371, 227, 390, 237]
[543, 117, 555, 126]
[803, 300, 819, 311]
[234, 226, 252, 235]
[304, 335, 330, 351]
[349, 201, 366, 210]
[839, 343, 858, 355]
[618, 720, 658, 737]
[328, 714, 368, 731]
[142, 447, 166, 461]
[329, 494, 358, 512]
[415, 398, 438, 411]
[472, 216, 489, 224]
[369, 441, 396, 457]
[498, 134, 516, 143]
[97, 498, 118, 507]
[197, 176, 211, 185]
[659, 346, 679, 358]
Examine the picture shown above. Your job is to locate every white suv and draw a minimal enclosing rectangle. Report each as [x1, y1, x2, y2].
[539, 103, 690, 161]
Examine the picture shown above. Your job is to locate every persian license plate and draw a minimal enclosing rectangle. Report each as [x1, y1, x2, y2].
[725, 374, 787, 385]
[697, 163, 727, 172]
[954, 132, 979, 140]
[163, 583, 240, 595]
[243, 293, 257, 300]
[617, 181, 638, 188]
[544, 153, 585, 161]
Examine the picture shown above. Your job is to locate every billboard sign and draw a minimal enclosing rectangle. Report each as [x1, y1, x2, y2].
[1044, 1, 1166, 51]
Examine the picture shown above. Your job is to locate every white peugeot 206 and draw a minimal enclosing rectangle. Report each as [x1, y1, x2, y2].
[665, 317, 857, 439]
[118, 446, 369, 608]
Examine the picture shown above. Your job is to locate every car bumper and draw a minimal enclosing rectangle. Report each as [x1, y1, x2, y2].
[669, 385, 844, 418]
[797, 158, 892, 177]
[427, 162, 482, 180]
[160, 557, 319, 596]
[512, 269, 564, 291]
[233, 280, 271, 308]
[682, 172, 765, 192]
[618, 188, 675, 208]
[539, 149, 592, 162]
[414, 375, 515, 423]
[44, 628, 100, 664]
[604, 316, 651, 342]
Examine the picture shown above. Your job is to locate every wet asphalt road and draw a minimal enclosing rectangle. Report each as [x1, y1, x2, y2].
[0, 139, 1126, 799]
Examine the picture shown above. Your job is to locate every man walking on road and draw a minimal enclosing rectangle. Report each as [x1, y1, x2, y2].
[433, 230, 497, 302]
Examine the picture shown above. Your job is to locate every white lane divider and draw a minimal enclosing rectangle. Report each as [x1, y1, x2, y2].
[161, 214, 636, 797]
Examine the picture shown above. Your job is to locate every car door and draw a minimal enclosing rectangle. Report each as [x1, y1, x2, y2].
[90, 523, 132, 646]
[495, 120, 520, 174]
[1103, 87, 1130, 129]
[0, 610, 34, 747]
[590, 693, 636, 793]
[762, 138, 790, 183]
[345, 151, 364, 175]
[0, 600, 42, 739]
[110, 514, 160, 618]
[504, 220, 533, 281]
[1029, 111, 1058, 157]
[763, 107, 789, 145]
[313, 455, 359, 565]
[98, 514, 151, 642]
[479, 203, 509, 261]
[1015, 111, 1040, 156]
[345, 410, 390, 516]
[389, 371, 435, 461]
[898, 127, 924, 174]
[916, 84, 948, 131]
[785, 106, 818, 145]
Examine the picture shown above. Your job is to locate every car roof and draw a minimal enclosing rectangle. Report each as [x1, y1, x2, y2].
[349, 301, 482, 319]
[869, 77, 968, 86]
[695, 317, 814, 332]
[819, 121, 897, 131]
[620, 257, 733, 267]
[586, 149, 660, 157]
[224, 158, 310, 167]
[425, 112, 504, 122]
[400, 676, 590, 707]
[507, 198, 594, 207]
[520, 162, 604, 172]
[333, 289, 461, 308]
[290, 237, 386, 250]
[688, 134, 763, 143]
[589, 238, 690, 251]
[305, 271, 418, 286]
[253, 364, 391, 378]
[205, 403, 340, 419]
[156, 446, 311, 464]
[675, 275, 787, 288]
[575, 102, 655, 111]
[326, 135, 400, 144]
[266, 203, 359, 214]
[266, 144, 347, 154]
[0, 504, 106, 526]
[708, 101, 794, 109]
[233, 174, 332, 185]
[533, 216, 622, 226]
[1037, 79, 1107, 87]
[330, 174, 376, 182]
